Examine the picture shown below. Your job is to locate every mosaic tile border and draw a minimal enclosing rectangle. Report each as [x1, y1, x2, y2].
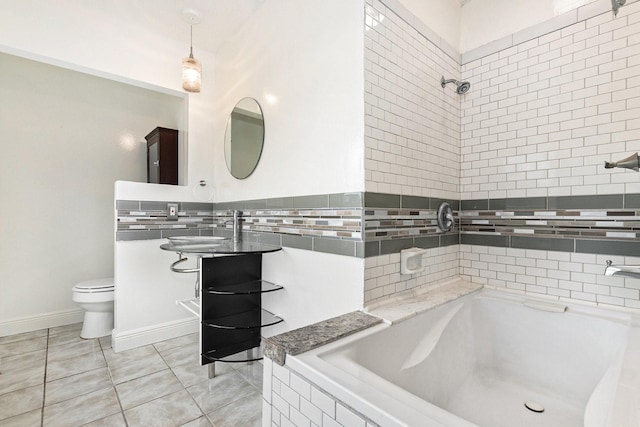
[116, 201, 214, 241]
[115, 192, 459, 257]
[116, 192, 640, 258]
[460, 194, 640, 256]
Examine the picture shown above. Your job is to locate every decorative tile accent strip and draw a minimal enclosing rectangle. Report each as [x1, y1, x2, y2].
[116, 200, 215, 241]
[214, 209, 363, 240]
[263, 311, 382, 366]
[459, 194, 640, 256]
[116, 192, 461, 258]
[363, 194, 461, 256]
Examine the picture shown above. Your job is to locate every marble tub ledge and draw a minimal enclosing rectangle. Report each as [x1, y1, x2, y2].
[364, 277, 483, 324]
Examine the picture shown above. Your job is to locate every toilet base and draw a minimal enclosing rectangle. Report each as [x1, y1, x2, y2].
[80, 311, 114, 339]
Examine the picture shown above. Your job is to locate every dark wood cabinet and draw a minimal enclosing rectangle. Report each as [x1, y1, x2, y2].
[146, 127, 178, 185]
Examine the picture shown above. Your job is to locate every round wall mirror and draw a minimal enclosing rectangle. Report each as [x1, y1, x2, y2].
[224, 97, 265, 179]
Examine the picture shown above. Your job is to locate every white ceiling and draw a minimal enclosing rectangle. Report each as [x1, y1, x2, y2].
[120, 0, 265, 53]
[119, 0, 481, 54]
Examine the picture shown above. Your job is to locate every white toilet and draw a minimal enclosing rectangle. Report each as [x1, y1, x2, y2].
[72, 278, 115, 339]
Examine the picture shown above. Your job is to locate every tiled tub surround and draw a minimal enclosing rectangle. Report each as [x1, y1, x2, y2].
[364, 0, 461, 199]
[264, 358, 381, 427]
[460, 1, 640, 200]
[460, 245, 640, 309]
[364, 245, 459, 305]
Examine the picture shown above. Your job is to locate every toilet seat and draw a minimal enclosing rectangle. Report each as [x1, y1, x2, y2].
[73, 278, 114, 293]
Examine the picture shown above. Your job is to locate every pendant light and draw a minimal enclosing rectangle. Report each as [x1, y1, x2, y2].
[182, 9, 202, 93]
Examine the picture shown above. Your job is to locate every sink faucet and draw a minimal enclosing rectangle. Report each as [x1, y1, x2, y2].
[232, 210, 242, 244]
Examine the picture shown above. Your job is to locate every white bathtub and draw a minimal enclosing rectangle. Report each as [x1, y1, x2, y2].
[287, 290, 640, 427]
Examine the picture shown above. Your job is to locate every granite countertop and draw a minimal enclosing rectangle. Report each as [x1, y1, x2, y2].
[263, 311, 382, 366]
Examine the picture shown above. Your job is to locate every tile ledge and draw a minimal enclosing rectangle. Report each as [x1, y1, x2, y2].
[364, 277, 483, 324]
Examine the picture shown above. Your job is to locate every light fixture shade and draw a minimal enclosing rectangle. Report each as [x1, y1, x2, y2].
[182, 56, 201, 93]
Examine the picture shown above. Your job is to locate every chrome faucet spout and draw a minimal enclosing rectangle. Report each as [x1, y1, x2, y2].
[604, 260, 640, 279]
[232, 210, 242, 244]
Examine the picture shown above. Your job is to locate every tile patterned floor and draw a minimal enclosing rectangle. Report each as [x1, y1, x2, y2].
[0, 324, 263, 427]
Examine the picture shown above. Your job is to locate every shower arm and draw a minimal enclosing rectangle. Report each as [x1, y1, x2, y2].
[612, 0, 626, 16]
[441, 78, 458, 87]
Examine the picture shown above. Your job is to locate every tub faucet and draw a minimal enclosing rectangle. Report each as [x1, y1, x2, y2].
[604, 260, 640, 279]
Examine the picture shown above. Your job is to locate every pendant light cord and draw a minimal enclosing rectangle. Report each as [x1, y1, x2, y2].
[189, 25, 194, 59]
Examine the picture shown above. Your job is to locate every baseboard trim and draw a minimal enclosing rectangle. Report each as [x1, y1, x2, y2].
[0, 308, 85, 337]
[112, 317, 199, 352]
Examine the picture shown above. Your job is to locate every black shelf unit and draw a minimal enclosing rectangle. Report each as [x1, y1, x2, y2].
[200, 253, 283, 366]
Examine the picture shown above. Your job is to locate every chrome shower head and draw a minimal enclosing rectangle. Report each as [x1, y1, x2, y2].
[441, 76, 471, 94]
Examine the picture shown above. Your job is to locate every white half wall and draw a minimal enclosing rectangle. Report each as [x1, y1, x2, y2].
[113, 239, 199, 352]
[261, 248, 364, 337]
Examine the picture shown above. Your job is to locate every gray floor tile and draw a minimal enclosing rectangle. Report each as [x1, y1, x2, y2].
[46, 350, 107, 382]
[0, 408, 41, 427]
[207, 390, 262, 427]
[116, 369, 183, 410]
[103, 345, 158, 368]
[172, 362, 233, 389]
[180, 415, 213, 427]
[82, 412, 126, 426]
[48, 323, 82, 335]
[1, 328, 262, 427]
[153, 333, 198, 354]
[108, 351, 168, 384]
[98, 336, 111, 350]
[45, 367, 112, 406]
[0, 329, 47, 346]
[187, 371, 256, 414]
[0, 384, 43, 421]
[231, 362, 263, 389]
[0, 365, 45, 395]
[43, 387, 119, 427]
[124, 389, 203, 427]
[0, 336, 47, 357]
[47, 333, 87, 350]
[47, 339, 101, 363]
[158, 342, 200, 368]
[0, 349, 46, 373]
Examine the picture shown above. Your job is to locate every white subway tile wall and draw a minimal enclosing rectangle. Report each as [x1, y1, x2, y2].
[263, 358, 379, 427]
[460, 245, 640, 309]
[364, 245, 459, 304]
[364, 0, 461, 199]
[460, 2, 640, 200]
